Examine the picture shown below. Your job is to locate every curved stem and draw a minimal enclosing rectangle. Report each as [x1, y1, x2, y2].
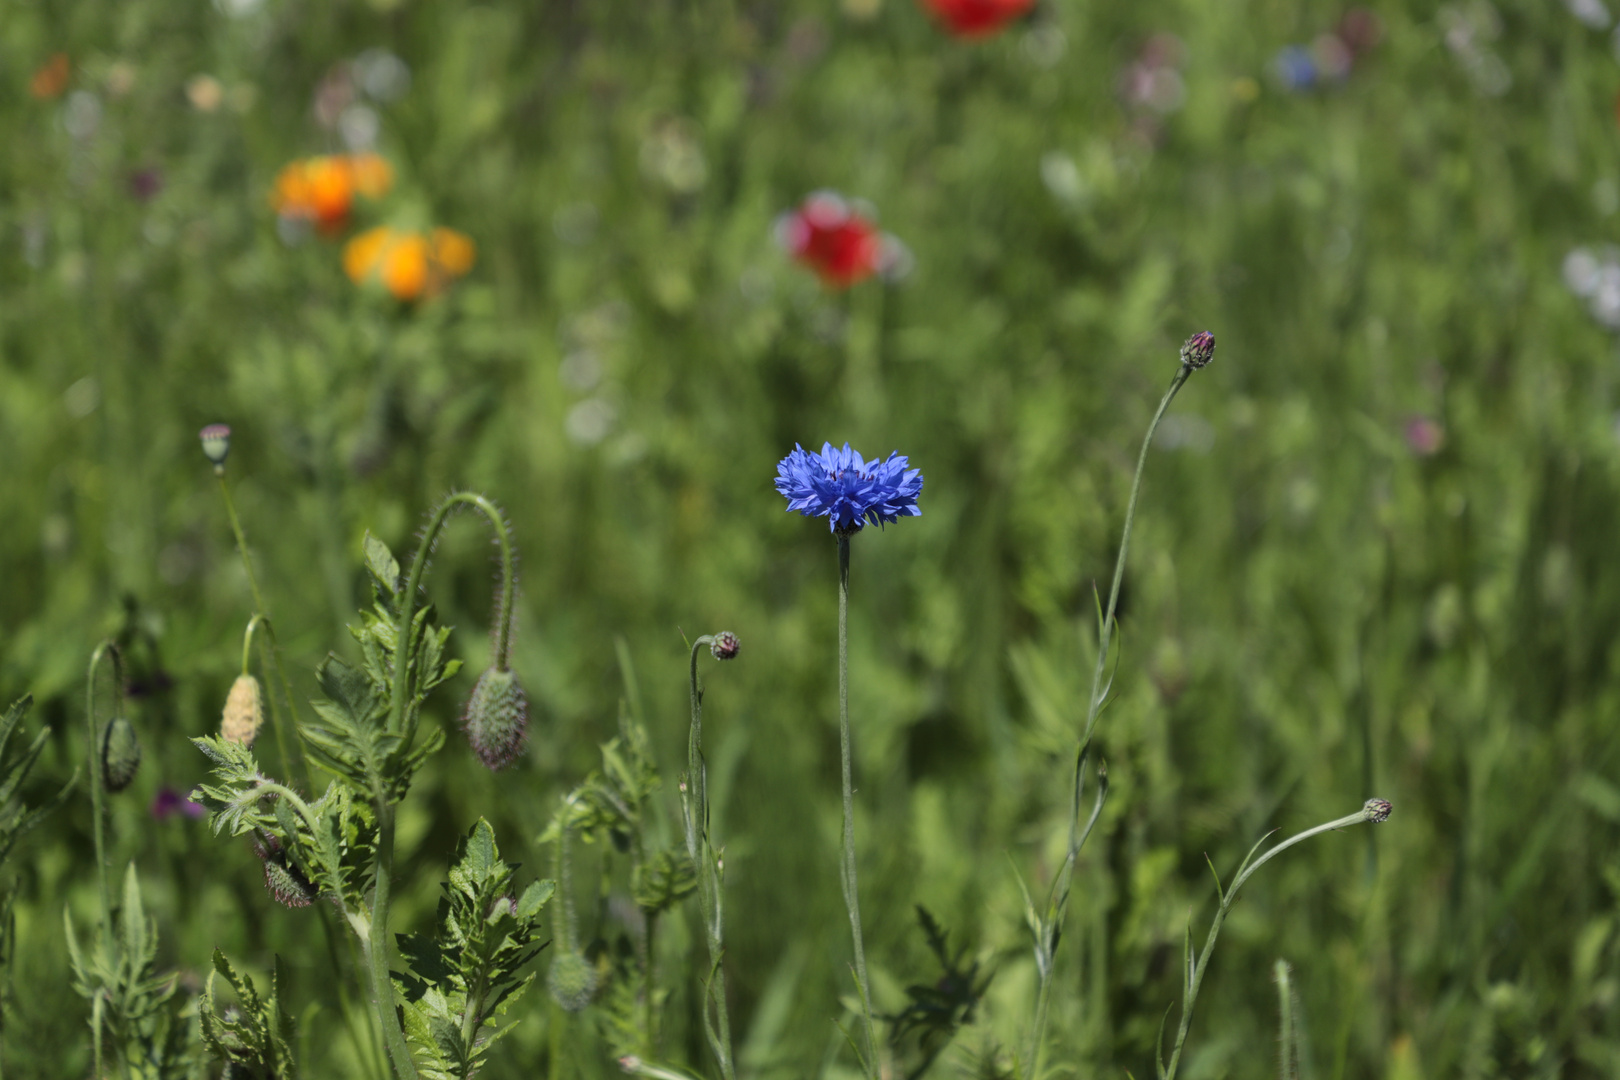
[241, 615, 264, 676]
[1162, 806, 1379, 1080]
[686, 637, 736, 1080]
[835, 534, 878, 1079]
[214, 475, 308, 790]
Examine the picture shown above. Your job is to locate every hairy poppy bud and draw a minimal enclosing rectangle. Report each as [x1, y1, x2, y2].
[1363, 797, 1392, 823]
[220, 674, 264, 746]
[463, 667, 528, 770]
[252, 834, 318, 908]
[546, 949, 597, 1012]
[100, 717, 142, 793]
[1180, 331, 1216, 370]
[709, 631, 740, 661]
[198, 423, 232, 471]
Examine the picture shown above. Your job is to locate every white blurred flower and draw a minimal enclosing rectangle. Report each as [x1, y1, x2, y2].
[355, 48, 411, 101]
[1567, 0, 1611, 30]
[566, 399, 616, 445]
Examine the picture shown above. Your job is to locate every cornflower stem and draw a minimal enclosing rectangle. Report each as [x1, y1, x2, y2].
[685, 637, 737, 1080]
[366, 491, 514, 1080]
[1162, 805, 1385, 1080]
[835, 533, 879, 1080]
[1027, 364, 1193, 1079]
[214, 473, 308, 790]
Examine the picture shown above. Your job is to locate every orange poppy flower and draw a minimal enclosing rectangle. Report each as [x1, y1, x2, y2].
[343, 226, 477, 301]
[30, 53, 70, 100]
[271, 153, 393, 234]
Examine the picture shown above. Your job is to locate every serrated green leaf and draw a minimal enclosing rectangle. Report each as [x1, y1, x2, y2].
[364, 532, 402, 598]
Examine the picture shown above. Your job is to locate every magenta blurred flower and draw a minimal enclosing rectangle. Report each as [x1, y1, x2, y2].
[151, 786, 206, 821]
[1404, 416, 1444, 457]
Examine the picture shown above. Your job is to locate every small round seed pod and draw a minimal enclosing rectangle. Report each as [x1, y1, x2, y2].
[1363, 797, 1393, 823]
[220, 673, 264, 746]
[462, 667, 528, 770]
[198, 423, 232, 471]
[546, 949, 597, 1013]
[709, 631, 740, 661]
[100, 717, 142, 793]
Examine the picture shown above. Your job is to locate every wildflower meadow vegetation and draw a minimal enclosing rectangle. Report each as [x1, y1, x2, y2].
[2, 0, 1619, 1076]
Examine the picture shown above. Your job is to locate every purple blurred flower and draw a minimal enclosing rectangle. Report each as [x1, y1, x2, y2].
[1274, 45, 1317, 91]
[151, 786, 206, 821]
[128, 167, 163, 202]
[1404, 416, 1444, 457]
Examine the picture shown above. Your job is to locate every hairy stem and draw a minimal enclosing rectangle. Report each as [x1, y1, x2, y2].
[84, 642, 119, 933]
[836, 533, 879, 1079]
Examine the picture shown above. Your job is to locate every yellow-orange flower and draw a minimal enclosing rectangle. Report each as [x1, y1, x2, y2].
[343, 226, 477, 302]
[270, 153, 393, 234]
[30, 53, 70, 100]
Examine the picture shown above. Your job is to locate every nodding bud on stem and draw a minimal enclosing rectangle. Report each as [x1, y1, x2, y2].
[1363, 797, 1393, 823]
[462, 667, 529, 770]
[100, 717, 142, 793]
[547, 948, 598, 1013]
[709, 631, 740, 661]
[220, 674, 264, 746]
[1180, 330, 1216, 370]
[252, 834, 319, 908]
[198, 424, 232, 471]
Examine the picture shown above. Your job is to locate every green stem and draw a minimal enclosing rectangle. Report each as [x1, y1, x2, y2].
[366, 491, 513, 1079]
[214, 474, 309, 790]
[83, 641, 120, 1080]
[685, 638, 736, 1080]
[1027, 365, 1192, 1079]
[242, 615, 264, 676]
[1162, 805, 1382, 1080]
[835, 533, 879, 1079]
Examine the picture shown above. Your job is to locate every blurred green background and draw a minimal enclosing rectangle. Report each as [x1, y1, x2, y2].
[4, 0, 1620, 1076]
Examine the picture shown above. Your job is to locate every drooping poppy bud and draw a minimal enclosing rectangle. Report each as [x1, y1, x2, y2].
[462, 667, 529, 770]
[252, 834, 319, 908]
[100, 717, 142, 793]
[220, 674, 264, 746]
[546, 948, 598, 1012]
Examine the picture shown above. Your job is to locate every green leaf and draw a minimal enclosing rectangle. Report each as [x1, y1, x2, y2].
[364, 532, 402, 599]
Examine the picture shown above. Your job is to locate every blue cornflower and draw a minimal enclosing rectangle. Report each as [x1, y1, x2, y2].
[776, 442, 923, 534]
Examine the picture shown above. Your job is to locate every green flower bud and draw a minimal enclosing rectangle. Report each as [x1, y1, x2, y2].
[546, 948, 597, 1013]
[252, 834, 318, 908]
[198, 423, 231, 470]
[462, 667, 528, 770]
[100, 716, 142, 793]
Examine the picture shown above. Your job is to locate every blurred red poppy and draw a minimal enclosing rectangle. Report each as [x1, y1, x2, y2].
[776, 192, 882, 288]
[918, 0, 1034, 38]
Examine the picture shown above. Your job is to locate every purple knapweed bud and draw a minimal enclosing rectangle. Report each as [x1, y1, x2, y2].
[462, 667, 528, 770]
[1180, 331, 1216, 370]
[709, 632, 740, 661]
[100, 717, 142, 793]
[252, 834, 319, 908]
[198, 423, 232, 472]
[1363, 797, 1392, 823]
[220, 674, 264, 746]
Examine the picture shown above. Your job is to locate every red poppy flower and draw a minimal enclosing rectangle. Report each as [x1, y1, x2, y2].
[776, 191, 911, 288]
[918, 0, 1035, 38]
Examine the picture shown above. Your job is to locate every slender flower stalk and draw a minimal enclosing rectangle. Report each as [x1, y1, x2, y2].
[683, 633, 740, 1080]
[203, 427, 307, 789]
[835, 533, 879, 1079]
[1160, 799, 1392, 1080]
[83, 643, 120, 942]
[1026, 334, 1213, 1078]
[367, 491, 518, 1080]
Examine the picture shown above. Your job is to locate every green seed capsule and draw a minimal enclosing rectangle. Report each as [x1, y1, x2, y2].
[100, 717, 141, 793]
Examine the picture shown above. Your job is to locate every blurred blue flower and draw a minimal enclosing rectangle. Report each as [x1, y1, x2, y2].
[776, 442, 923, 534]
[1274, 45, 1317, 91]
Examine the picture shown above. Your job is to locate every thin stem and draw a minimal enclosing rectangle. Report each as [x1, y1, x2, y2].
[1027, 365, 1192, 1078]
[84, 642, 119, 931]
[1162, 805, 1381, 1080]
[686, 637, 736, 1080]
[242, 615, 264, 676]
[214, 474, 308, 790]
[836, 533, 879, 1079]
[364, 491, 512, 1080]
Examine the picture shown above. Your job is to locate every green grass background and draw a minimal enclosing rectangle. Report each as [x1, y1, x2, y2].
[3, 0, 1620, 1076]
